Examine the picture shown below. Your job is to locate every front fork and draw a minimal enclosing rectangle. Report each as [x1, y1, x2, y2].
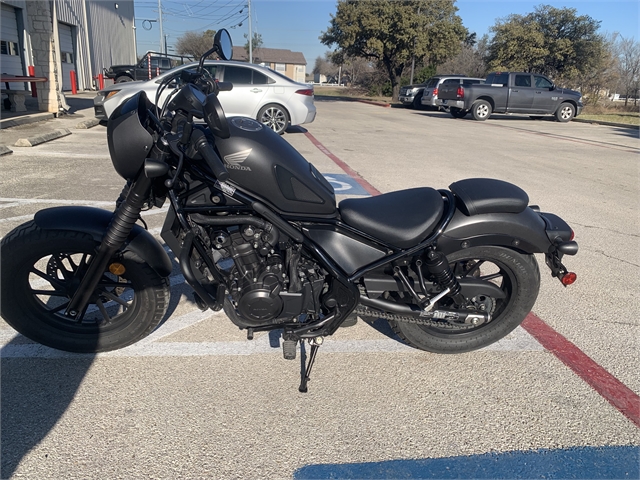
[65, 175, 152, 318]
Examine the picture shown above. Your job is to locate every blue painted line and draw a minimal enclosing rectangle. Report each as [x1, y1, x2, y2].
[293, 445, 639, 479]
[322, 173, 370, 196]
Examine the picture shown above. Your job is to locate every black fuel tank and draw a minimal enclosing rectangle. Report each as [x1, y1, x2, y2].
[214, 117, 337, 216]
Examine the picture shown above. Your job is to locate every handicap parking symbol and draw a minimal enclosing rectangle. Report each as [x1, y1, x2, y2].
[322, 173, 370, 196]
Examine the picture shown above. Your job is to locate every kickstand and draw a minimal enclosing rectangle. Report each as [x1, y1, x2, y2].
[298, 339, 321, 393]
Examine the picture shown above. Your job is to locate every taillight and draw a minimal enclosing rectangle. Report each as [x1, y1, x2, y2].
[457, 86, 464, 98]
[569, 229, 575, 241]
[432, 87, 438, 96]
[561, 272, 577, 286]
[295, 89, 314, 96]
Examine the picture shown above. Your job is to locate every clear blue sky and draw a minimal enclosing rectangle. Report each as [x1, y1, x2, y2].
[134, 0, 640, 69]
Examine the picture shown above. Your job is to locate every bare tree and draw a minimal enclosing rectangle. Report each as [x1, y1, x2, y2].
[176, 30, 216, 59]
[616, 36, 640, 106]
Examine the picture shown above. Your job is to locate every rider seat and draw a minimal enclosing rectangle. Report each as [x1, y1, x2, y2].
[339, 187, 444, 249]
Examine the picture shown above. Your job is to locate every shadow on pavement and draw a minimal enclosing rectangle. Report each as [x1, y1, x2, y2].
[1, 339, 95, 479]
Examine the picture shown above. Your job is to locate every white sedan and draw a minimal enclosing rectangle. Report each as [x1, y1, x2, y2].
[94, 60, 316, 134]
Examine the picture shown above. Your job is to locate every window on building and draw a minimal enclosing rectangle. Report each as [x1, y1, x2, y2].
[61, 51, 74, 64]
[1, 40, 19, 56]
[275, 63, 285, 72]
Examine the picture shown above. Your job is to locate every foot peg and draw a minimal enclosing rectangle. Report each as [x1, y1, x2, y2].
[283, 339, 297, 360]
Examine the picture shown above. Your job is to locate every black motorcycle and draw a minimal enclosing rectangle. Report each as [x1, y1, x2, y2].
[0, 31, 578, 392]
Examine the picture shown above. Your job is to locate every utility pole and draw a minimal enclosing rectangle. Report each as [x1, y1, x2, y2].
[248, 0, 253, 63]
[158, 0, 164, 53]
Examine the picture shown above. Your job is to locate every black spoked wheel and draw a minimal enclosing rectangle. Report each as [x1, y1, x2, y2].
[0, 223, 170, 352]
[389, 246, 540, 354]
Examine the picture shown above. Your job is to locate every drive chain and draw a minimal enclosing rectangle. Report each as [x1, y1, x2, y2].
[353, 305, 470, 330]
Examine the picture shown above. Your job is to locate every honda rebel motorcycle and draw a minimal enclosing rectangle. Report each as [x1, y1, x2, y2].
[0, 31, 578, 392]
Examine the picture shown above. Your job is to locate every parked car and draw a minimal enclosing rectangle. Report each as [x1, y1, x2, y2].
[420, 75, 483, 109]
[94, 60, 316, 134]
[104, 52, 193, 83]
[437, 71, 583, 122]
[434, 77, 485, 113]
[398, 80, 431, 109]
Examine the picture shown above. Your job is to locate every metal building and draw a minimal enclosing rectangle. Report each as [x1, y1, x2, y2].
[0, 0, 135, 93]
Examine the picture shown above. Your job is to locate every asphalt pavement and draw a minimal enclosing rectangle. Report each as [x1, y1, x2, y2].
[0, 100, 638, 479]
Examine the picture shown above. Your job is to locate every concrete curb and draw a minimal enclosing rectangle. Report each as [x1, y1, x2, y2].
[14, 128, 71, 147]
[75, 118, 100, 129]
[0, 112, 55, 130]
[0, 145, 13, 155]
[574, 118, 639, 130]
[315, 95, 392, 108]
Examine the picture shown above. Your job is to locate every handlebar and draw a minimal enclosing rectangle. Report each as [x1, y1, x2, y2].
[190, 129, 230, 182]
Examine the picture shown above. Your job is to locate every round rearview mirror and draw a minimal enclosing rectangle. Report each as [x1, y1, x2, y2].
[214, 29, 233, 61]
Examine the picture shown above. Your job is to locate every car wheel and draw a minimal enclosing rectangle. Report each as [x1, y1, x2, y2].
[471, 100, 491, 121]
[555, 103, 575, 123]
[450, 107, 468, 119]
[412, 93, 423, 109]
[258, 104, 290, 135]
[115, 76, 133, 83]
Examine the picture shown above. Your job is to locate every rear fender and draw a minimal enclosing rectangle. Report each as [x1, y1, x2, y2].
[437, 207, 552, 255]
[34, 206, 172, 278]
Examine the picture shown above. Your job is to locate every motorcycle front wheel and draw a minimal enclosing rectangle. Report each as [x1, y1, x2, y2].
[0, 222, 170, 353]
[389, 246, 540, 354]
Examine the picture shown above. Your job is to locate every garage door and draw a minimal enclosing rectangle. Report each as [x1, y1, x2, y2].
[1, 3, 24, 89]
[58, 23, 76, 91]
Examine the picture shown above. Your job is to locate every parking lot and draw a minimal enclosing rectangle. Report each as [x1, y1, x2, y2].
[1, 100, 638, 478]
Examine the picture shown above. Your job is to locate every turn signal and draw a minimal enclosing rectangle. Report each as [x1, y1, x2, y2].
[561, 272, 577, 286]
[109, 262, 126, 276]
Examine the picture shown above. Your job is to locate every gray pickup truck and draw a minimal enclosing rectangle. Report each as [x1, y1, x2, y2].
[438, 72, 583, 122]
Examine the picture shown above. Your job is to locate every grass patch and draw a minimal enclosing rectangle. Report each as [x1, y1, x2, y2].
[313, 85, 393, 103]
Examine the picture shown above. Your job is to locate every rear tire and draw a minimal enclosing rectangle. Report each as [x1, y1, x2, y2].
[450, 107, 468, 119]
[0, 222, 170, 353]
[471, 100, 492, 121]
[389, 246, 540, 354]
[258, 104, 290, 135]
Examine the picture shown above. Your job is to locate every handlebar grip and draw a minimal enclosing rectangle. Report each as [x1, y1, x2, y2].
[216, 81, 233, 92]
[191, 130, 230, 182]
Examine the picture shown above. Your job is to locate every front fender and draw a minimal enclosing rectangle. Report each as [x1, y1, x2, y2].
[437, 207, 552, 255]
[34, 206, 172, 278]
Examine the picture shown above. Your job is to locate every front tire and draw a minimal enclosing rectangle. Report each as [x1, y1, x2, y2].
[555, 103, 575, 122]
[0, 222, 170, 353]
[115, 75, 133, 83]
[471, 100, 492, 121]
[389, 246, 540, 354]
[258, 104, 290, 135]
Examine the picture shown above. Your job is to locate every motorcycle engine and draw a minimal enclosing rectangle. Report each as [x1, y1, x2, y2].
[207, 222, 325, 328]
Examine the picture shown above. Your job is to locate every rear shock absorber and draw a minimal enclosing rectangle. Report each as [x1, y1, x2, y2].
[424, 250, 466, 306]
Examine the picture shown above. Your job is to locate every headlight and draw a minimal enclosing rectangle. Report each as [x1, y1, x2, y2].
[105, 90, 121, 100]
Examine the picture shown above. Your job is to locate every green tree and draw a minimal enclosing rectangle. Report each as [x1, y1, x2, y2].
[176, 30, 216, 58]
[244, 32, 263, 62]
[320, 0, 467, 100]
[486, 5, 605, 84]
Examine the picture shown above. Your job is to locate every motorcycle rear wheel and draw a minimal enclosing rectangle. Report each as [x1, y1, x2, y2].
[0, 222, 170, 353]
[389, 246, 540, 354]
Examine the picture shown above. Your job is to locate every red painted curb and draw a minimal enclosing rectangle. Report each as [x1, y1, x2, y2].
[522, 313, 640, 428]
[305, 129, 640, 429]
[304, 132, 381, 196]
